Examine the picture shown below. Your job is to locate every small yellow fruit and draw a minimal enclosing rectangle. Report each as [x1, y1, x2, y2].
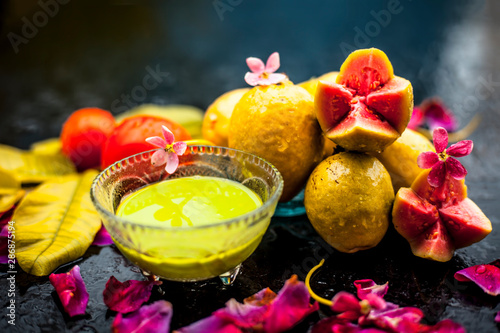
[372, 128, 435, 192]
[304, 152, 394, 253]
[229, 83, 324, 202]
[202, 88, 250, 146]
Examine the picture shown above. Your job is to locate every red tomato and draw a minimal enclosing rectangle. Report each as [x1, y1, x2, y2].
[101, 115, 192, 169]
[60, 108, 116, 171]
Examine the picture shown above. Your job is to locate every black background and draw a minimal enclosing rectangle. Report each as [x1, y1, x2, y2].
[1, 0, 499, 332]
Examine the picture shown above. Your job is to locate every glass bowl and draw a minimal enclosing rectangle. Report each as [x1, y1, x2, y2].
[90, 146, 283, 284]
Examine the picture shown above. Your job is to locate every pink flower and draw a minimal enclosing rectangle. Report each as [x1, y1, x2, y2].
[145, 125, 187, 174]
[49, 265, 89, 317]
[408, 98, 458, 132]
[112, 300, 173, 333]
[244, 52, 288, 86]
[417, 127, 473, 188]
[103, 276, 162, 313]
[454, 259, 500, 296]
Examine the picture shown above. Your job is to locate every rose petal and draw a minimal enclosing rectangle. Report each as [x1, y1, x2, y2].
[362, 305, 424, 332]
[161, 125, 175, 145]
[176, 316, 242, 333]
[446, 157, 467, 181]
[246, 57, 265, 74]
[151, 149, 168, 166]
[417, 151, 440, 170]
[145, 136, 166, 149]
[432, 127, 449, 153]
[331, 291, 362, 314]
[407, 107, 424, 130]
[422, 99, 458, 132]
[165, 152, 179, 174]
[454, 263, 500, 296]
[49, 265, 88, 317]
[215, 299, 268, 328]
[91, 224, 114, 246]
[244, 72, 263, 86]
[446, 140, 473, 158]
[265, 73, 288, 85]
[364, 293, 386, 311]
[260, 275, 319, 332]
[423, 319, 466, 333]
[354, 279, 389, 299]
[103, 276, 162, 313]
[427, 161, 446, 188]
[173, 141, 187, 156]
[0, 225, 9, 264]
[495, 311, 500, 323]
[244, 287, 276, 306]
[265, 52, 280, 73]
[112, 300, 173, 333]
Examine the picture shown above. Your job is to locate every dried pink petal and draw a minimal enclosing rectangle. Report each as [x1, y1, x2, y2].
[361, 305, 423, 332]
[49, 265, 89, 317]
[331, 291, 362, 314]
[165, 152, 180, 174]
[424, 319, 466, 333]
[173, 141, 188, 155]
[265, 52, 281, 73]
[0, 225, 9, 264]
[112, 300, 173, 333]
[177, 275, 317, 333]
[260, 275, 319, 332]
[145, 136, 166, 149]
[354, 279, 388, 299]
[427, 160, 446, 188]
[422, 99, 458, 132]
[446, 157, 467, 181]
[246, 57, 265, 74]
[418, 151, 439, 170]
[495, 311, 500, 323]
[408, 107, 424, 130]
[91, 224, 114, 246]
[161, 125, 175, 145]
[103, 276, 162, 313]
[432, 127, 449, 154]
[454, 261, 500, 296]
[446, 140, 473, 158]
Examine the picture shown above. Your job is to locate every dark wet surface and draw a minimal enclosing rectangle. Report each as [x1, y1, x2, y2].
[1, 0, 499, 332]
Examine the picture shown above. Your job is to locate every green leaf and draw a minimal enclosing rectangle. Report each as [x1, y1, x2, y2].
[13, 170, 101, 276]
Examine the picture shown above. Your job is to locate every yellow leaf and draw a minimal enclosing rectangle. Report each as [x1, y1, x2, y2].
[0, 144, 76, 184]
[30, 137, 63, 155]
[0, 166, 21, 194]
[0, 189, 25, 213]
[13, 170, 101, 276]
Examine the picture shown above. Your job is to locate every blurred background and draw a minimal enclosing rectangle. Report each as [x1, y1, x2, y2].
[0, 0, 494, 147]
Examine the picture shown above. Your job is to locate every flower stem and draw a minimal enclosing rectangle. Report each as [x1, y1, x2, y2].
[305, 259, 333, 307]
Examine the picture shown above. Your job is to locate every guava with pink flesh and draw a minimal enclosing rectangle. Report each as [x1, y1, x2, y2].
[392, 170, 492, 262]
[315, 48, 413, 152]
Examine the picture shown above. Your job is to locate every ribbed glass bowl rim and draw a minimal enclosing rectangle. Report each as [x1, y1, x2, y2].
[90, 145, 284, 231]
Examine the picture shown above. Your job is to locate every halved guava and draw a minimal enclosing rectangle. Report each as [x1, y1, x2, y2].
[315, 48, 413, 152]
[392, 170, 492, 262]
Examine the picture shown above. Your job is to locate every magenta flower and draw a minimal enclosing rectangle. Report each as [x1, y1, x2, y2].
[244, 52, 288, 86]
[145, 125, 187, 174]
[112, 300, 173, 333]
[454, 260, 500, 296]
[408, 98, 458, 132]
[49, 265, 89, 317]
[103, 276, 162, 313]
[417, 127, 473, 188]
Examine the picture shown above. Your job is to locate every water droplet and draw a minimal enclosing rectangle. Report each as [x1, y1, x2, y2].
[475, 265, 486, 274]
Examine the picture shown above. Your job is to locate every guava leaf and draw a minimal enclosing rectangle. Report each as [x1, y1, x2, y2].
[0, 143, 76, 184]
[13, 170, 101, 276]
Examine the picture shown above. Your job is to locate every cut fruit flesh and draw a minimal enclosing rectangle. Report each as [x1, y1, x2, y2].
[409, 219, 454, 262]
[392, 169, 492, 261]
[315, 48, 413, 152]
[336, 48, 394, 96]
[439, 198, 493, 248]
